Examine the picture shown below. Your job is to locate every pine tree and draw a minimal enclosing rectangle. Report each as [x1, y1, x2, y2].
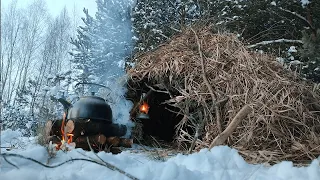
[92, 0, 133, 81]
[70, 8, 95, 84]
[70, 0, 134, 84]
[132, 0, 204, 53]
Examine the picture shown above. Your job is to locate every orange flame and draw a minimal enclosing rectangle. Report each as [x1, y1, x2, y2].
[67, 133, 74, 144]
[61, 113, 66, 141]
[139, 102, 149, 114]
[57, 112, 74, 150]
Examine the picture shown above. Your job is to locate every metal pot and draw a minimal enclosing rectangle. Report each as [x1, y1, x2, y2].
[67, 96, 112, 123]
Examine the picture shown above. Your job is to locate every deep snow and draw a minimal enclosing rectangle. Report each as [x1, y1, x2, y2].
[1, 129, 320, 180]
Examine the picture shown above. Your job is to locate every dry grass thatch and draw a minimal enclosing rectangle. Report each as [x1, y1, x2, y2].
[128, 26, 320, 165]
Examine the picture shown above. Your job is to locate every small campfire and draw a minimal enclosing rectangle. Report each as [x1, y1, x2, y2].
[46, 118, 133, 153]
[45, 84, 133, 153]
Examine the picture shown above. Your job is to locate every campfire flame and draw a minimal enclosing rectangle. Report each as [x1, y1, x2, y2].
[57, 112, 74, 150]
[139, 102, 149, 114]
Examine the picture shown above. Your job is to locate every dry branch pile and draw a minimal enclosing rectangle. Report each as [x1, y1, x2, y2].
[128, 27, 320, 164]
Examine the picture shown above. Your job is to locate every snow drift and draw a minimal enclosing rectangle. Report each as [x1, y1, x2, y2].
[1, 129, 320, 180]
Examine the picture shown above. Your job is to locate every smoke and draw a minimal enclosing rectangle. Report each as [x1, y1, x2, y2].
[95, 0, 136, 137]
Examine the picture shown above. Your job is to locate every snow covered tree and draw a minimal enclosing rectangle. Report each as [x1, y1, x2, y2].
[71, 0, 134, 83]
[91, 0, 133, 81]
[132, 0, 204, 53]
[70, 8, 95, 84]
[1, 2, 73, 135]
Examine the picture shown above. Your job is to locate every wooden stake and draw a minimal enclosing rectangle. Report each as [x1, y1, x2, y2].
[209, 105, 253, 150]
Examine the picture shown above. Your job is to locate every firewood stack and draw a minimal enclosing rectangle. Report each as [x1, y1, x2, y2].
[45, 119, 133, 154]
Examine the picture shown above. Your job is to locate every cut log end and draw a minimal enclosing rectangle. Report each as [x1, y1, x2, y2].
[65, 120, 75, 133]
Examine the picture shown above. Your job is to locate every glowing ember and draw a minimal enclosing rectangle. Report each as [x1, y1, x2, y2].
[139, 102, 149, 114]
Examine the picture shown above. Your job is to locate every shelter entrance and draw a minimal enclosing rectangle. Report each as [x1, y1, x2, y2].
[135, 91, 183, 142]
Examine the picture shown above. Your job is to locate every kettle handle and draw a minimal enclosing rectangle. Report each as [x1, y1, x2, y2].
[75, 82, 112, 93]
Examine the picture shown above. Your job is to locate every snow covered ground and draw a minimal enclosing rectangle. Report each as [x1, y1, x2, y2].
[1, 129, 320, 180]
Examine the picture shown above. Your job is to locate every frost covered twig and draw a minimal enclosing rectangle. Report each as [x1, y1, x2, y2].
[85, 137, 139, 180]
[3, 156, 19, 169]
[1, 153, 106, 168]
[247, 39, 303, 48]
[1, 152, 139, 180]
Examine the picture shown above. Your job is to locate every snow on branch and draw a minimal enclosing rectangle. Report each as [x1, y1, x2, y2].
[247, 39, 303, 48]
[279, 7, 315, 30]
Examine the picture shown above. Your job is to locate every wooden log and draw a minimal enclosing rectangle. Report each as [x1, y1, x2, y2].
[209, 105, 253, 150]
[74, 134, 107, 151]
[105, 137, 133, 148]
[75, 134, 107, 145]
[106, 137, 121, 146]
[65, 120, 75, 133]
[119, 138, 133, 148]
[110, 147, 122, 154]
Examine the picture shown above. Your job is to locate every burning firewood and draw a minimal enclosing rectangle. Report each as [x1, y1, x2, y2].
[65, 120, 75, 133]
[105, 137, 133, 148]
[45, 116, 132, 153]
[75, 134, 107, 145]
[119, 138, 133, 148]
[106, 137, 121, 146]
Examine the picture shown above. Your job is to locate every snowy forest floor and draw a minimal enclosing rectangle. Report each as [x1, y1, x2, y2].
[1, 129, 320, 180]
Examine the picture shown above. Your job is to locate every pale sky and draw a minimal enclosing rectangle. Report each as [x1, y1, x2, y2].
[1, 0, 97, 17]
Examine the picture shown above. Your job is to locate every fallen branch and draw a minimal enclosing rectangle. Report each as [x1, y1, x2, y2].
[209, 105, 253, 150]
[1, 153, 139, 180]
[86, 137, 138, 179]
[247, 39, 303, 48]
[1, 153, 108, 168]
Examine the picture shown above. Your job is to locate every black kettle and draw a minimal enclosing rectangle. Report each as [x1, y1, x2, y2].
[57, 82, 113, 123]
